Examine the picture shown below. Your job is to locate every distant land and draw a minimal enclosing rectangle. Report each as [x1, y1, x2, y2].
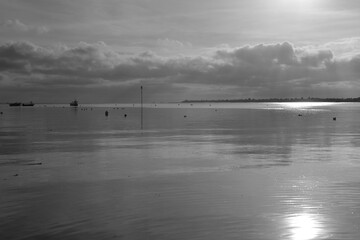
[182, 97, 360, 103]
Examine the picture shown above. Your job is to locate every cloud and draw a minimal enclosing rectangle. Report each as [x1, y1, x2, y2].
[1, 19, 49, 34]
[322, 37, 360, 59]
[156, 38, 192, 49]
[0, 40, 360, 102]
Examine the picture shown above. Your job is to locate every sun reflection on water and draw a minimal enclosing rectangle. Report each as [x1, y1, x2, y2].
[276, 102, 337, 109]
[286, 213, 322, 240]
[278, 178, 330, 240]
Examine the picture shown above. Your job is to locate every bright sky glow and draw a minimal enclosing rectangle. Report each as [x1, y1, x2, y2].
[277, 0, 318, 10]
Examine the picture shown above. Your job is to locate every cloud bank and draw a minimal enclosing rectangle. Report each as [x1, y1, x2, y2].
[0, 40, 360, 102]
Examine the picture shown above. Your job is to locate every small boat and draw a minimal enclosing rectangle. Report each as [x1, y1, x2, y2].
[70, 100, 78, 107]
[22, 101, 35, 106]
[9, 102, 21, 107]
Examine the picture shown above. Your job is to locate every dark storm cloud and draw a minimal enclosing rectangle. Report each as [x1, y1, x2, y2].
[1, 41, 360, 102]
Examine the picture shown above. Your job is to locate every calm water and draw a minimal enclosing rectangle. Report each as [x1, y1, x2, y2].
[1, 102, 360, 240]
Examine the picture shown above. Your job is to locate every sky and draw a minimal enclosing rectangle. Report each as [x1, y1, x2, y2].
[1, 0, 360, 103]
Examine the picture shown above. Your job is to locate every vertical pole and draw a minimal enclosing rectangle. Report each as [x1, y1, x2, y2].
[141, 85, 143, 130]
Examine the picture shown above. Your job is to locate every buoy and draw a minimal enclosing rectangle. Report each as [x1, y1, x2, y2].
[124, 114, 127, 118]
[298, 114, 302, 117]
[184, 115, 187, 118]
[28, 162, 42, 165]
[105, 110, 109, 116]
[333, 117, 336, 121]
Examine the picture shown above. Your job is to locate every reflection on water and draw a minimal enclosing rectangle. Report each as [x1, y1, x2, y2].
[275, 176, 328, 240]
[1, 103, 360, 239]
[285, 213, 323, 240]
[276, 102, 337, 109]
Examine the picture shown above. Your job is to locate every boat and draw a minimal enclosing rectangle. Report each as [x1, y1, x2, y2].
[22, 101, 35, 106]
[70, 100, 78, 107]
[8, 102, 21, 107]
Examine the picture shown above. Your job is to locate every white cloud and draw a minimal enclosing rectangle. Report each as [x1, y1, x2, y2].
[322, 37, 360, 59]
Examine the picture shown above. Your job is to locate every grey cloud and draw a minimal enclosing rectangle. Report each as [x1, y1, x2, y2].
[350, 56, 360, 73]
[297, 49, 334, 67]
[1, 41, 360, 102]
[1, 19, 49, 34]
[215, 42, 297, 66]
[156, 38, 192, 50]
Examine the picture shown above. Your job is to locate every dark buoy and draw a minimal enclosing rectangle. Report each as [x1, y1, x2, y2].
[124, 114, 127, 118]
[298, 114, 302, 117]
[333, 117, 336, 121]
[184, 115, 187, 118]
[105, 110, 109, 117]
[0, 112, 3, 115]
[28, 162, 42, 165]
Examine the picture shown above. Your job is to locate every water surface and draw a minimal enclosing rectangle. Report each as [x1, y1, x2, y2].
[1, 102, 360, 239]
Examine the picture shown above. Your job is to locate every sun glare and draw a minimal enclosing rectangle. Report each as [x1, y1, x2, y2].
[287, 214, 322, 240]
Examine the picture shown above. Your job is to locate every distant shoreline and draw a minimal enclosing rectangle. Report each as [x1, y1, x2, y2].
[182, 97, 360, 103]
[2, 97, 360, 105]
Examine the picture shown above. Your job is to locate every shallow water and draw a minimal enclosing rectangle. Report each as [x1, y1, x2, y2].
[1, 102, 360, 240]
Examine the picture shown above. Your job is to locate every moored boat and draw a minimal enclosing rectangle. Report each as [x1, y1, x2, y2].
[22, 101, 35, 106]
[9, 102, 21, 107]
[70, 100, 78, 107]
